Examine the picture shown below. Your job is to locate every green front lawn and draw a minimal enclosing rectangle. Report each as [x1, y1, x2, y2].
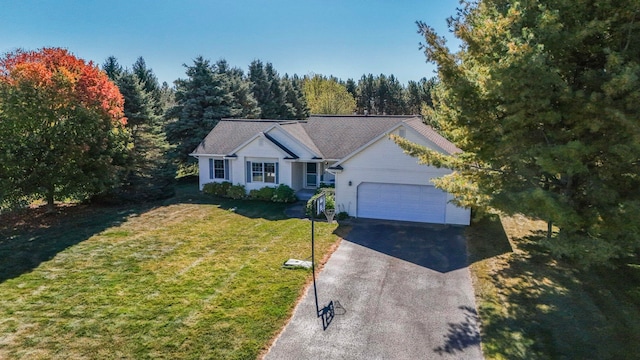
[0, 186, 341, 359]
[467, 214, 640, 359]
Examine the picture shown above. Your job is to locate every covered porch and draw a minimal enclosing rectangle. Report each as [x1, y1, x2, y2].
[289, 161, 336, 191]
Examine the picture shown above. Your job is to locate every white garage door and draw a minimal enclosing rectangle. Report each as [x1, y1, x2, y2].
[357, 183, 448, 223]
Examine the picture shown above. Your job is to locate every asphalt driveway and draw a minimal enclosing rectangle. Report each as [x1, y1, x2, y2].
[264, 219, 483, 360]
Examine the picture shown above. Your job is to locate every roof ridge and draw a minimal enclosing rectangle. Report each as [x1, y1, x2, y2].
[220, 118, 296, 123]
[309, 114, 418, 118]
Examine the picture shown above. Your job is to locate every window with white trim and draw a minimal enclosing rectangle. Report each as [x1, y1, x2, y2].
[209, 159, 229, 180]
[246, 160, 278, 184]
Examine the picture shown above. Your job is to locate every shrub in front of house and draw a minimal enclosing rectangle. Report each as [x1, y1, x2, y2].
[203, 183, 296, 203]
[272, 184, 297, 203]
[202, 181, 232, 197]
[226, 184, 247, 199]
[249, 186, 276, 201]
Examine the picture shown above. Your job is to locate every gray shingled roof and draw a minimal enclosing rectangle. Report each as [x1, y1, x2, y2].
[403, 117, 462, 155]
[302, 115, 416, 159]
[190, 115, 459, 158]
[191, 119, 281, 155]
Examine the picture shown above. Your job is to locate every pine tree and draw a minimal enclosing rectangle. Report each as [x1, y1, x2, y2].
[356, 74, 376, 114]
[101, 58, 175, 202]
[283, 74, 309, 119]
[132, 57, 163, 115]
[165, 57, 239, 163]
[103, 56, 123, 80]
[395, 0, 640, 266]
[406, 77, 436, 116]
[215, 59, 260, 118]
[345, 78, 357, 100]
[248, 60, 304, 119]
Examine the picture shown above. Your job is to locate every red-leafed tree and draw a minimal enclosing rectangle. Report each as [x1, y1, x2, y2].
[0, 48, 129, 211]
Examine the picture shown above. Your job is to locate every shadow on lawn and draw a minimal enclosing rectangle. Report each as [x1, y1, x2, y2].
[0, 182, 291, 284]
[0, 202, 158, 284]
[473, 217, 640, 359]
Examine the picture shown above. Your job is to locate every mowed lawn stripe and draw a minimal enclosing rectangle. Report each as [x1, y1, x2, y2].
[0, 197, 339, 359]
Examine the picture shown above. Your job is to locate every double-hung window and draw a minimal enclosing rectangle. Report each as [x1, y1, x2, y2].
[247, 160, 278, 184]
[252, 162, 264, 182]
[209, 159, 229, 180]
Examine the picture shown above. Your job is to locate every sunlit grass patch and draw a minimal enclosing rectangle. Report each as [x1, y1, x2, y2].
[0, 187, 340, 359]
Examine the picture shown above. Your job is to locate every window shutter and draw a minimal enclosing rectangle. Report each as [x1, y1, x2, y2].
[224, 159, 229, 180]
[246, 161, 251, 183]
[209, 159, 214, 179]
[275, 162, 279, 184]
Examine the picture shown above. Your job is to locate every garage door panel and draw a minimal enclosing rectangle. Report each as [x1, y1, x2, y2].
[357, 183, 447, 224]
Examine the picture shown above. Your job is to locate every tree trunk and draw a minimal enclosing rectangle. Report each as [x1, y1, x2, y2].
[547, 220, 553, 239]
[46, 186, 55, 213]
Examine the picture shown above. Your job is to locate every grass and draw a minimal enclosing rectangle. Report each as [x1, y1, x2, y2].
[0, 183, 342, 359]
[467, 214, 640, 359]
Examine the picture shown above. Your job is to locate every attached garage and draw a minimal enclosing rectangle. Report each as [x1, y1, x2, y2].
[357, 183, 449, 224]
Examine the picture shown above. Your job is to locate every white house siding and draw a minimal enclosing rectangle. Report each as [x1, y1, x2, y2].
[198, 156, 232, 190]
[334, 128, 470, 225]
[291, 162, 303, 190]
[233, 137, 292, 192]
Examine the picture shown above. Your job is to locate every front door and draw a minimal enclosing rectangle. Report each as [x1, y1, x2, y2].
[305, 163, 317, 188]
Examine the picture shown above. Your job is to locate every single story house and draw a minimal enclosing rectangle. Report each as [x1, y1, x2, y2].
[190, 115, 470, 225]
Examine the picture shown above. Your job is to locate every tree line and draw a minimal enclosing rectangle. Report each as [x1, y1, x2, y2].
[0, 49, 435, 212]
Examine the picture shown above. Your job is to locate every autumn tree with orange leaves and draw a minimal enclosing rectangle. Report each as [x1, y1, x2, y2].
[0, 48, 129, 211]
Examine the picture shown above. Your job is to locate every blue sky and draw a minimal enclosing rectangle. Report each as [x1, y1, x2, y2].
[0, 0, 460, 85]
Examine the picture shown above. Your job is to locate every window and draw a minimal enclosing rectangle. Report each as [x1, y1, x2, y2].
[214, 160, 225, 179]
[247, 161, 278, 184]
[264, 163, 276, 183]
[209, 159, 229, 180]
[252, 162, 264, 182]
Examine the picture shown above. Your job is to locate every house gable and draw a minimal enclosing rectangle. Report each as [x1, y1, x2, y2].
[264, 124, 321, 160]
[330, 122, 469, 225]
[231, 132, 297, 160]
[331, 121, 454, 170]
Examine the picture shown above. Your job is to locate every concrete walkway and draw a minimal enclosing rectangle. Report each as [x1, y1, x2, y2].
[264, 220, 483, 360]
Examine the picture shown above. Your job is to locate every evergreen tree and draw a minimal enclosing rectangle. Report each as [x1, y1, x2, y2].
[283, 74, 309, 119]
[356, 74, 376, 114]
[132, 57, 163, 115]
[215, 59, 260, 118]
[165, 57, 240, 163]
[103, 55, 123, 80]
[406, 77, 437, 116]
[248, 60, 305, 119]
[101, 58, 176, 202]
[159, 81, 176, 114]
[345, 78, 357, 100]
[395, 0, 640, 266]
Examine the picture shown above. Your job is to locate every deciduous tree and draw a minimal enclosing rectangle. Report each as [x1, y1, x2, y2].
[0, 48, 128, 211]
[303, 74, 356, 114]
